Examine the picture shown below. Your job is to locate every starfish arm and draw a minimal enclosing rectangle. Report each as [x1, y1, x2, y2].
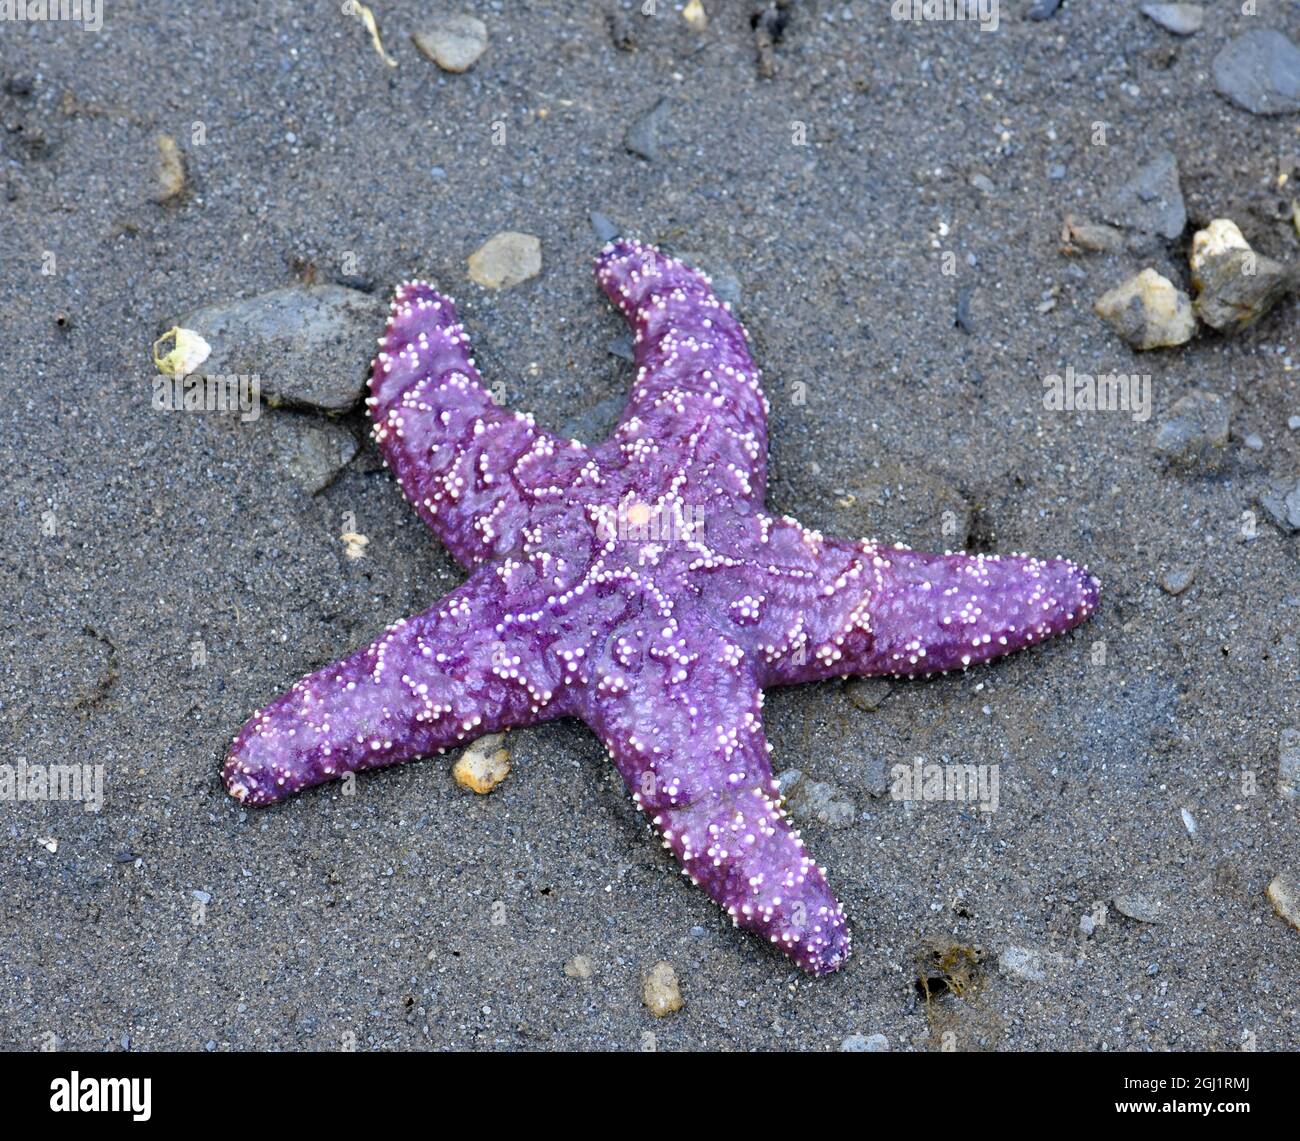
[758, 539, 1101, 686]
[581, 639, 850, 974]
[594, 238, 769, 502]
[367, 281, 588, 568]
[222, 570, 572, 806]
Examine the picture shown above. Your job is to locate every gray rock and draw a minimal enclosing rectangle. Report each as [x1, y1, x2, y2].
[1244, 433, 1264, 452]
[1063, 215, 1125, 253]
[559, 393, 623, 445]
[840, 1033, 889, 1052]
[1093, 269, 1196, 351]
[1289, 416, 1300, 431]
[412, 15, 488, 73]
[1113, 893, 1165, 923]
[1189, 220, 1294, 334]
[1259, 477, 1300, 533]
[1278, 729, 1300, 800]
[1100, 151, 1186, 240]
[606, 333, 635, 363]
[625, 98, 668, 161]
[998, 946, 1064, 983]
[1027, 0, 1061, 19]
[1153, 391, 1231, 473]
[1158, 565, 1196, 596]
[1213, 29, 1300, 116]
[1140, 3, 1203, 36]
[173, 285, 386, 414]
[844, 677, 892, 713]
[265, 416, 358, 494]
[589, 210, 621, 243]
[775, 769, 857, 830]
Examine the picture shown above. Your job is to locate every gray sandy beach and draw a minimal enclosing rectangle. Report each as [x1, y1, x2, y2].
[1, 0, 1298, 1050]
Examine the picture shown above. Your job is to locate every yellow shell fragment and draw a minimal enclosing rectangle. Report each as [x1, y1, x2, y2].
[452, 732, 510, 793]
[152, 327, 211, 379]
[340, 531, 369, 560]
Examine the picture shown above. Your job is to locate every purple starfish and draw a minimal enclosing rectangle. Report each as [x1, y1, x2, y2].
[223, 237, 1099, 974]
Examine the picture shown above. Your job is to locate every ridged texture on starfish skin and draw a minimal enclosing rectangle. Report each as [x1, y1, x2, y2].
[223, 236, 1098, 975]
[223, 570, 579, 806]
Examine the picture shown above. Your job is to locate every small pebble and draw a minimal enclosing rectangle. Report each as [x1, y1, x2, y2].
[452, 732, 510, 793]
[467, 231, 541, 290]
[1158, 565, 1196, 596]
[1267, 874, 1300, 933]
[1259, 477, 1300, 533]
[998, 945, 1063, 983]
[1244, 433, 1264, 451]
[563, 954, 594, 979]
[1140, 3, 1204, 36]
[1153, 391, 1231, 474]
[152, 133, 187, 203]
[1278, 729, 1300, 800]
[1114, 893, 1165, 923]
[642, 960, 684, 1017]
[412, 14, 488, 73]
[1180, 807, 1197, 837]
[1190, 219, 1293, 334]
[840, 1033, 890, 1052]
[1094, 269, 1195, 350]
[845, 677, 892, 712]
[625, 98, 669, 162]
